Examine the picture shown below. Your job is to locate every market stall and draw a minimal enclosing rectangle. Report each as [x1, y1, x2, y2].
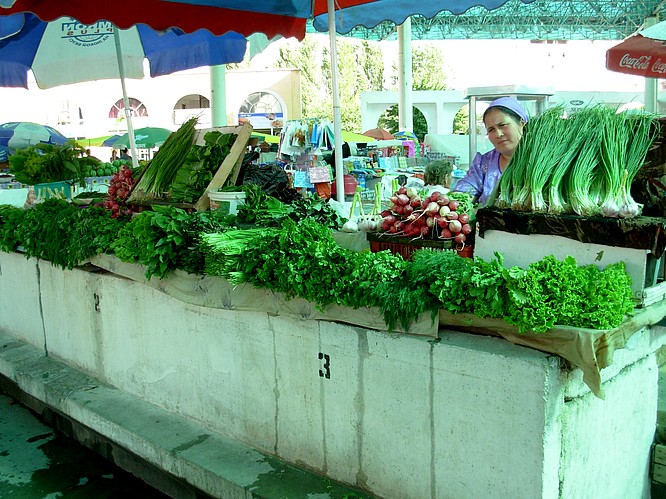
[1, 104, 666, 497]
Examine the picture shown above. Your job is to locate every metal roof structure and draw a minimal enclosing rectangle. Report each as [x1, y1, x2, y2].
[309, 0, 666, 41]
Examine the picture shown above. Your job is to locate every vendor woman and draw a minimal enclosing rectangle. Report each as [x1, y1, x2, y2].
[452, 97, 528, 205]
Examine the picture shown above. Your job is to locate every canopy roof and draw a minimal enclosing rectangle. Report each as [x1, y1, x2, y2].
[312, 0, 665, 41]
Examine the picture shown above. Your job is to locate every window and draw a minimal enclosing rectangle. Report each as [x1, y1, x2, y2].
[108, 98, 148, 119]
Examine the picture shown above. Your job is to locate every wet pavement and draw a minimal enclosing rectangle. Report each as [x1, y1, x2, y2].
[0, 389, 169, 498]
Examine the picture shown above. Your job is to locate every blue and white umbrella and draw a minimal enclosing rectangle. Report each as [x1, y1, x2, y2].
[0, 13, 248, 167]
[0, 121, 68, 160]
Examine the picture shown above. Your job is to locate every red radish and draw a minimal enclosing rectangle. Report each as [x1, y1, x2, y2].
[389, 225, 397, 233]
[403, 204, 414, 216]
[411, 196, 422, 207]
[425, 202, 439, 215]
[384, 214, 396, 225]
[406, 187, 419, 198]
[437, 217, 449, 229]
[381, 209, 392, 217]
[397, 194, 410, 205]
[454, 233, 466, 244]
[426, 216, 435, 228]
[398, 186, 407, 195]
[438, 195, 450, 206]
[420, 226, 430, 237]
[430, 192, 440, 202]
[461, 223, 473, 235]
[439, 227, 453, 239]
[395, 221, 405, 232]
[439, 205, 450, 216]
[448, 199, 459, 211]
[458, 213, 470, 224]
[394, 205, 404, 215]
[446, 211, 459, 220]
[382, 220, 392, 231]
[390, 196, 399, 205]
[449, 220, 462, 233]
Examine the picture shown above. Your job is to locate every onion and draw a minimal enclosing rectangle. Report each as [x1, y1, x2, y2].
[342, 220, 358, 233]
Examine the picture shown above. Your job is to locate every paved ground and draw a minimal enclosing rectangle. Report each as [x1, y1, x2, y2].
[0, 390, 170, 498]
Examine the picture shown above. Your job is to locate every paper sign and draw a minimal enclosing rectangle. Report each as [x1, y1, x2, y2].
[308, 166, 331, 183]
[292, 170, 314, 188]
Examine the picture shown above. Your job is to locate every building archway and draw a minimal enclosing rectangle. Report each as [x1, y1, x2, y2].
[173, 94, 210, 126]
[238, 91, 285, 131]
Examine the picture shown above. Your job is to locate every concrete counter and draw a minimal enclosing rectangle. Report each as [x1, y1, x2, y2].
[0, 250, 663, 498]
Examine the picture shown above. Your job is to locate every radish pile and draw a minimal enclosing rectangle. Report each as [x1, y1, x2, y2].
[380, 186, 474, 245]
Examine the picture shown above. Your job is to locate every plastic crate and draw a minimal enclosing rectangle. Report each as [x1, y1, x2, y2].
[367, 232, 473, 260]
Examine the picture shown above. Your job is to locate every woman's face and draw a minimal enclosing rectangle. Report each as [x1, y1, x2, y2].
[484, 108, 525, 158]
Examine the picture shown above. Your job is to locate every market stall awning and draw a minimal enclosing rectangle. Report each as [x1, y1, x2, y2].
[607, 21, 666, 78]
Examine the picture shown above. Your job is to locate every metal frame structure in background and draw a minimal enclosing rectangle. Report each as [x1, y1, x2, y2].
[323, 0, 665, 41]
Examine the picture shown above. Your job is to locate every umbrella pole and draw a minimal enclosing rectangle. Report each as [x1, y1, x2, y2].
[113, 26, 139, 170]
[327, 0, 345, 204]
[397, 18, 413, 133]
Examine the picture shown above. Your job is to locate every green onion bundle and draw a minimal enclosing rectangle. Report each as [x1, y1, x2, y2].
[129, 117, 198, 202]
[489, 103, 658, 219]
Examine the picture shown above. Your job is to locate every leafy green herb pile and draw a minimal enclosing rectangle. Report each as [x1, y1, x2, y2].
[0, 199, 635, 333]
[0, 199, 124, 268]
[9, 141, 96, 186]
[491, 104, 658, 218]
[110, 205, 235, 278]
[201, 218, 635, 333]
[236, 183, 345, 229]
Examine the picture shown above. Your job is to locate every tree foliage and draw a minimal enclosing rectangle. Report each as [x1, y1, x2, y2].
[275, 35, 385, 132]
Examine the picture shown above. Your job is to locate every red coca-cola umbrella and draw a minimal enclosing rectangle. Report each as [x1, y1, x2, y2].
[606, 21, 666, 78]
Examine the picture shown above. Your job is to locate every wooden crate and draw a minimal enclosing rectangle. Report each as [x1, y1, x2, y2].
[193, 122, 253, 211]
[366, 232, 474, 259]
[128, 122, 253, 211]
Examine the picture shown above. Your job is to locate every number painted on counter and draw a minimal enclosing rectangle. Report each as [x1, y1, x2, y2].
[318, 352, 330, 379]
